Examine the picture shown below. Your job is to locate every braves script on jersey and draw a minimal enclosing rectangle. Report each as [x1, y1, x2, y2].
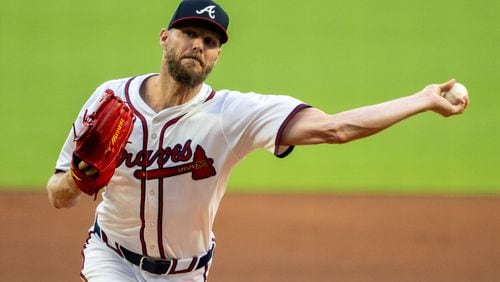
[56, 73, 309, 260]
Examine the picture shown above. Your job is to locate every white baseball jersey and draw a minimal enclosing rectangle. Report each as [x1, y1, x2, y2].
[56, 73, 309, 260]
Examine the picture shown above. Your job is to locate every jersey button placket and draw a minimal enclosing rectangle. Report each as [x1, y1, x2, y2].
[151, 117, 160, 140]
[148, 119, 160, 147]
[146, 118, 162, 258]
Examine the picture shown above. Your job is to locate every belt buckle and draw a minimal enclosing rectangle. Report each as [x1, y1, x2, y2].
[139, 256, 172, 275]
[139, 256, 146, 271]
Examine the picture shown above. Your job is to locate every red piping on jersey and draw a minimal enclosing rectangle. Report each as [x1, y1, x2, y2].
[274, 104, 311, 158]
[156, 114, 186, 259]
[124, 81, 216, 258]
[204, 90, 216, 102]
[203, 264, 209, 282]
[124, 75, 151, 256]
[79, 232, 92, 282]
[155, 89, 215, 259]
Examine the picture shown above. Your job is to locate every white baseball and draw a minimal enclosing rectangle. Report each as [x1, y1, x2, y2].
[442, 82, 468, 105]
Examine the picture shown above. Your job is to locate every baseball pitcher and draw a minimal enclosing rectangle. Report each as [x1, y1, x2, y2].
[46, 0, 468, 281]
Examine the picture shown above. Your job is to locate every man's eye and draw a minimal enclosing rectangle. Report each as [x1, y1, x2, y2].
[204, 38, 213, 45]
[185, 31, 196, 37]
[204, 38, 219, 48]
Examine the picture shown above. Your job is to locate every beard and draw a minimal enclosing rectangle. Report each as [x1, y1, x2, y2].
[166, 47, 214, 88]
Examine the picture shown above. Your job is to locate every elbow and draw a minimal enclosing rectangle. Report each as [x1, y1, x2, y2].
[334, 135, 350, 144]
[322, 123, 351, 144]
[327, 132, 350, 144]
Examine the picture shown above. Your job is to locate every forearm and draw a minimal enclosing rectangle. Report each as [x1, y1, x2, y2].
[47, 172, 82, 209]
[327, 92, 432, 143]
[281, 80, 468, 146]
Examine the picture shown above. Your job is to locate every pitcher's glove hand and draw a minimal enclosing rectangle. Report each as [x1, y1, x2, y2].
[70, 89, 135, 197]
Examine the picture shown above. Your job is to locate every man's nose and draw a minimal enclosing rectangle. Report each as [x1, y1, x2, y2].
[192, 37, 204, 53]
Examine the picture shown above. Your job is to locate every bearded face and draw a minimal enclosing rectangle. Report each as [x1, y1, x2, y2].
[165, 44, 215, 88]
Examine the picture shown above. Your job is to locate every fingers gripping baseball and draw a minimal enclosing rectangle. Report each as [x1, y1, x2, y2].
[70, 89, 135, 198]
[421, 79, 469, 117]
[78, 161, 98, 176]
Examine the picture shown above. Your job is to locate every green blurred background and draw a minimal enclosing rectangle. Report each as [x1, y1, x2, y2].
[0, 0, 498, 194]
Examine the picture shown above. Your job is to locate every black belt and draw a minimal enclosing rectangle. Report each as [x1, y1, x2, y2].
[93, 221, 213, 275]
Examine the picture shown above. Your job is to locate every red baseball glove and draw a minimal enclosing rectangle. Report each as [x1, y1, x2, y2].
[70, 89, 135, 197]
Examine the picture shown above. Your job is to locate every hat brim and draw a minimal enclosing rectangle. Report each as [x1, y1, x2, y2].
[169, 17, 228, 44]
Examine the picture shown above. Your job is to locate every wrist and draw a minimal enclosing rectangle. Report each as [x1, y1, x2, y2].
[65, 171, 82, 195]
[411, 91, 436, 113]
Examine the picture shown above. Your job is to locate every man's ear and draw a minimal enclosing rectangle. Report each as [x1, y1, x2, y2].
[160, 28, 169, 46]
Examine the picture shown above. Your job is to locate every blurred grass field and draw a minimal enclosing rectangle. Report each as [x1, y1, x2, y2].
[0, 0, 499, 193]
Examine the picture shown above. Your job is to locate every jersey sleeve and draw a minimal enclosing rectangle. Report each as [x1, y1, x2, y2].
[54, 82, 115, 172]
[220, 91, 310, 159]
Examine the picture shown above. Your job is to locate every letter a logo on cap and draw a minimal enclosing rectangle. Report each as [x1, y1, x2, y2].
[196, 5, 216, 19]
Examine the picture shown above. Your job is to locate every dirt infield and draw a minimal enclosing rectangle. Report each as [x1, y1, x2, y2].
[1, 191, 499, 282]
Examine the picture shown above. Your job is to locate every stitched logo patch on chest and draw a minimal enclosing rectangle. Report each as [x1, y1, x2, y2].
[119, 140, 216, 181]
